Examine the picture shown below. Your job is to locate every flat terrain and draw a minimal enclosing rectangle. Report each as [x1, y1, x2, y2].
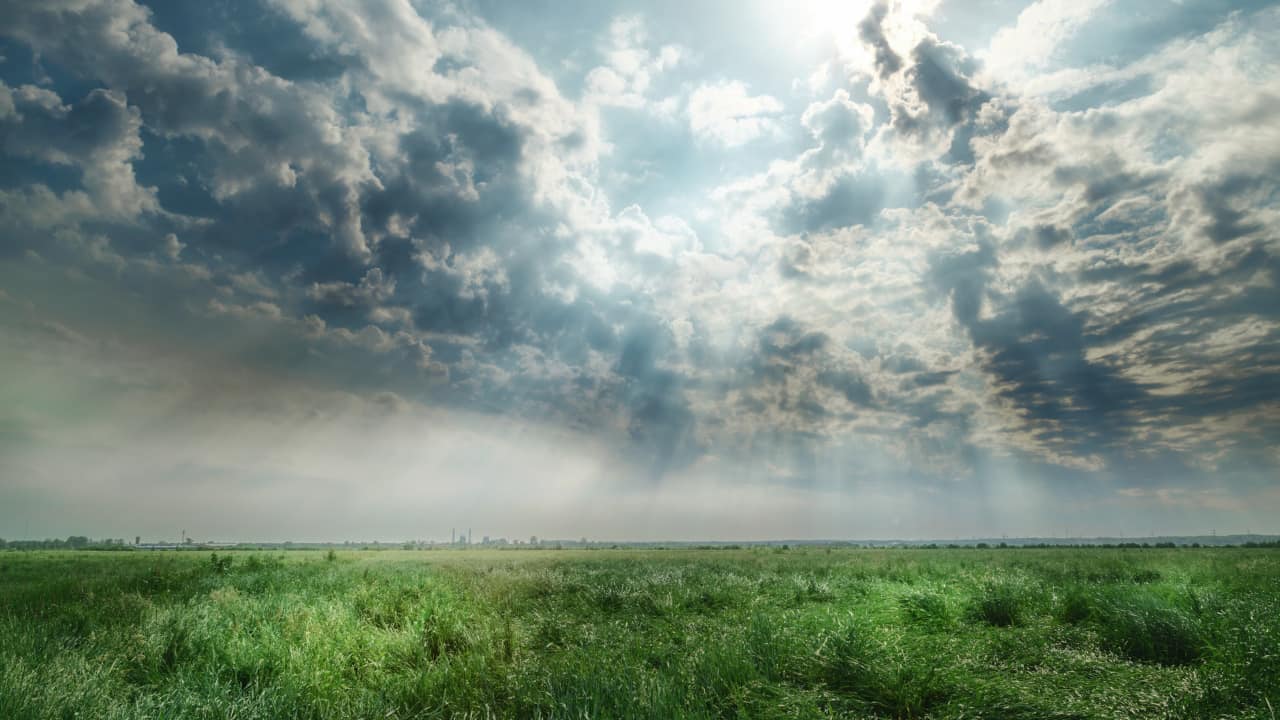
[1, 547, 1277, 719]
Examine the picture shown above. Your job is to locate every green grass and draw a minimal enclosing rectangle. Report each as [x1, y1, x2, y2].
[1, 547, 1278, 718]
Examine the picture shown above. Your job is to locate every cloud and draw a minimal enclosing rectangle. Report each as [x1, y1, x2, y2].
[1116, 486, 1246, 512]
[161, 233, 184, 260]
[848, 1, 991, 162]
[584, 16, 682, 112]
[0, 0, 1277, 538]
[983, 0, 1111, 79]
[800, 89, 875, 165]
[0, 80, 156, 221]
[687, 80, 783, 147]
[308, 268, 396, 308]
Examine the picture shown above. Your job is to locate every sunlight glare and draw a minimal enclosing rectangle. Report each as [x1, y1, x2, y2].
[767, 0, 873, 50]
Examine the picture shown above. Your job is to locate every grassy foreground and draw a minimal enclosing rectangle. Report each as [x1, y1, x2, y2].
[1, 548, 1277, 719]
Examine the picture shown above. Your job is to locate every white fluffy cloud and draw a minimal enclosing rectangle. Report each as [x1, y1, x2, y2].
[687, 80, 784, 147]
[584, 16, 682, 112]
[982, 0, 1111, 80]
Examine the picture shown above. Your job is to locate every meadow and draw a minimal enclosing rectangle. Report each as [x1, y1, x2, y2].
[0, 547, 1277, 719]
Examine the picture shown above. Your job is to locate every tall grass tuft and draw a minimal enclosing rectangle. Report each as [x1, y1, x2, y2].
[819, 621, 952, 717]
[900, 588, 953, 628]
[1055, 586, 1094, 625]
[1093, 591, 1205, 665]
[966, 581, 1027, 627]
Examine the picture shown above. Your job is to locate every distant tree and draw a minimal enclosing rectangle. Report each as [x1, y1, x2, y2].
[210, 553, 233, 574]
[66, 536, 89, 549]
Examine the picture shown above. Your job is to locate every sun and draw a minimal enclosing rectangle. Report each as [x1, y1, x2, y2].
[768, 0, 873, 47]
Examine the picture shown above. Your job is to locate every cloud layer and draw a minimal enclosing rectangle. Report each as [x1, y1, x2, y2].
[1, 0, 1277, 540]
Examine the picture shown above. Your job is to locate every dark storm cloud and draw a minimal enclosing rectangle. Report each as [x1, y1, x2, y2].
[903, 37, 985, 130]
[858, 2, 990, 161]
[929, 205, 1280, 464]
[977, 282, 1149, 440]
[1080, 242, 1280, 419]
[859, 2, 903, 77]
[0, 0, 404, 266]
[1052, 163, 1165, 210]
[1012, 224, 1072, 250]
[1190, 170, 1276, 245]
[751, 317, 829, 378]
[778, 173, 887, 234]
[928, 231, 1154, 453]
[141, 0, 352, 83]
[0, 1, 616, 419]
[926, 235, 996, 328]
[360, 100, 533, 255]
[735, 316, 879, 427]
[816, 369, 875, 407]
[0, 86, 137, 165]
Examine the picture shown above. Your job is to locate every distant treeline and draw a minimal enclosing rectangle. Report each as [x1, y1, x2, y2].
[2, 536, 1279, 551]
[904, 541, 1280, 549]
[0, 537, 132, 550]
[688, 541, 1280, 550]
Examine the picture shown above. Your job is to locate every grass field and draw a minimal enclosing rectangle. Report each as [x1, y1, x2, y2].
[1, 548, 1277, 719]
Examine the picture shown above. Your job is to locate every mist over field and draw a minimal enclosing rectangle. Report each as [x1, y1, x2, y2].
[2, 0, 1279, 542]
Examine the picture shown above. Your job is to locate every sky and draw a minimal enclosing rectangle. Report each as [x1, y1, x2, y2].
[1, 0, 1278, 542]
